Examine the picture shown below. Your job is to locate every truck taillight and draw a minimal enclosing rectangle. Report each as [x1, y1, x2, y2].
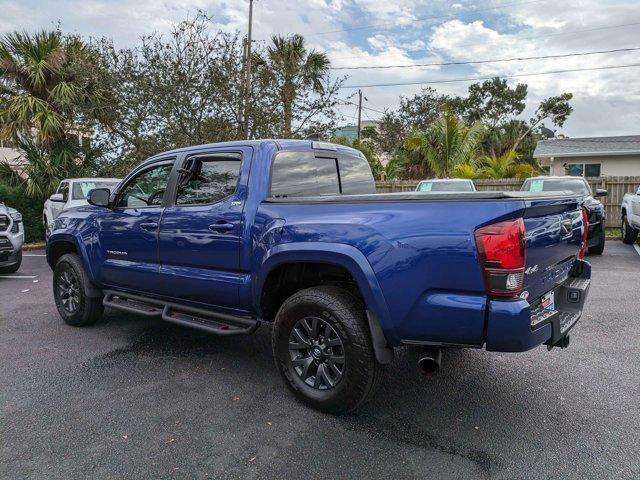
[475, 218, 526, 298]
[578, 208, 588, 259]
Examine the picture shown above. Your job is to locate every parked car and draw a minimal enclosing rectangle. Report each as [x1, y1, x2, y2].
[621, 185, 640, 244]
[416, 178, 476, 192]
[0, 200, 24, 273]
[521, 176, 607, 255]
[43, 178, 121, 237]
[47, 140, 591, 413]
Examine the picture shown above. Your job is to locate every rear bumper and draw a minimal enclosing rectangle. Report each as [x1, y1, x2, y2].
[485, 260, 591, 352]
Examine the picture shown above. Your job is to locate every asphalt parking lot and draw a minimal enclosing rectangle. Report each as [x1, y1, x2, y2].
[1, 243, 639, 479]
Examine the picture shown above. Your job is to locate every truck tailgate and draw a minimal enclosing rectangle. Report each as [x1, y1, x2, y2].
[522, 196, 584, 301]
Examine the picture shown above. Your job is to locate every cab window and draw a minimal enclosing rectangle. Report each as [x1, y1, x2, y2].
[115, 163, 173, 208]
[175, 157, 241, 205]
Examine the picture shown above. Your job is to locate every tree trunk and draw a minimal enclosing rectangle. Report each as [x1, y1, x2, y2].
[282, 80, 294, 138]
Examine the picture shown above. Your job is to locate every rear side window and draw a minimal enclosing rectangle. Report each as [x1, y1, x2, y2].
[270, 151, 376, 197]
[338, 154, 376, 195]
[270, 152, 339, 198]
[176, 158, 241, 205]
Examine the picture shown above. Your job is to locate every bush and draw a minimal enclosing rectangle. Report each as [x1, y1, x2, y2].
[0, 182, 45, 243]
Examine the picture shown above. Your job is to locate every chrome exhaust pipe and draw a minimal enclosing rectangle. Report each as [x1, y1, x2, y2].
[417, 347, 442, 375]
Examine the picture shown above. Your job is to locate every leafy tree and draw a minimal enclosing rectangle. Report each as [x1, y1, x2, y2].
[398, 87, 449, 131]
[449, 77, 527, 127]
[374, 111, 405, 154]
[91, 13, 246, 173]
[254, 34, 341, 138]
[513, 92, 573, 150]
[405, 113, 486, 178]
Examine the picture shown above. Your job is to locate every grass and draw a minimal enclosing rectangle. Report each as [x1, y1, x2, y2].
[605, 227, 621, 239]
[23, 241, 46, 251]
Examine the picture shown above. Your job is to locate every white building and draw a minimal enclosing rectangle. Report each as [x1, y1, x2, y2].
[533, 135, 640, 177]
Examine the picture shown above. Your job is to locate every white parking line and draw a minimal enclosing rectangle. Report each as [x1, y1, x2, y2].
[23, 254, 46, 257]
[0, 275, 37, 279]
[634, 244, 640, 257]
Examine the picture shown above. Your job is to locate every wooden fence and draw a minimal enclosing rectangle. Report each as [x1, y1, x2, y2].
[375, 177, 640, 228]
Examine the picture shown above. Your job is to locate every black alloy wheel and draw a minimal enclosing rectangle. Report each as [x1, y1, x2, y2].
[289, 316, 345, 390]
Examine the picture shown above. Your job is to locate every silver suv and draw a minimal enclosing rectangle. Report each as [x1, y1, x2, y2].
[0, 202, 24, 273]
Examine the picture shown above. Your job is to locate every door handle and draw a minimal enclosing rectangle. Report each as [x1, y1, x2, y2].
[140, 222, 158, 231]
[209, 222, 235, 232]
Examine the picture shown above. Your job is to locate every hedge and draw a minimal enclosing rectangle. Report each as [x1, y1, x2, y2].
[0, 182, 45, 243]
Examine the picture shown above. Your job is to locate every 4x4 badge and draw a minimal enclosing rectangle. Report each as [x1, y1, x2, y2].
[525, 265, 539, 275]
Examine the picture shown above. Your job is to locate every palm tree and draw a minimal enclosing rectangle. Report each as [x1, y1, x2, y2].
[0, 30, 101, 198]
[0, 30, 100, 143]
[405, 113, 485, 178]
[477, 150, 534, 179]
[258, 34, 329, 137]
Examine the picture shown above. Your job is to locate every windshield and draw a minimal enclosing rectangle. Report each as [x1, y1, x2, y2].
[72, 181, 120, 200]
[417, 181, 474, 192]
[521, 178, 591, 196]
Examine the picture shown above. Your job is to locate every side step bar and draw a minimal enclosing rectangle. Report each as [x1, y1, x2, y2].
[103, 290, 260, 336]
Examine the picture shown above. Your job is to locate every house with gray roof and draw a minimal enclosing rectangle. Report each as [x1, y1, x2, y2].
[533, 135, 640, 177]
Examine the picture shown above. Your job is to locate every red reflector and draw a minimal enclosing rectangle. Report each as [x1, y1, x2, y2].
[475, 218, 527, 298]
[579, 208, 588, 259]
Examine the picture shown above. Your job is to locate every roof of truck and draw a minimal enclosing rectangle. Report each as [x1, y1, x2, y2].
[150, 139, 361, 158]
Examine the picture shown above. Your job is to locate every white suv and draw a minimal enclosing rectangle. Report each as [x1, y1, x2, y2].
[0, 202, 24, 273]
[43, 178, 121, 237]
[621, 185, 640, 244]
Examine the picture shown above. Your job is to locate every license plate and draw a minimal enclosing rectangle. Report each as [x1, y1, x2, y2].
[541, 291, 555, 311]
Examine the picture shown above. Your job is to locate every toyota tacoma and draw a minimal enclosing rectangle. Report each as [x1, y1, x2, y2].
[47, 140, 592, 413]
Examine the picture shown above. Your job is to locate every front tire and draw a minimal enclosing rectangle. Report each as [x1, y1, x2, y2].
[0, 250, 22, 274]
[622, 215, 639, 244]
[588, 227, 605, 255]
[272, 286, 381, 414]
[53, 253, 104, 326]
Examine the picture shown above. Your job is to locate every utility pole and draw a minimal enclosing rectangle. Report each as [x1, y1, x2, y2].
[243, 0, 254, 140]
[356, 89, 363, 142]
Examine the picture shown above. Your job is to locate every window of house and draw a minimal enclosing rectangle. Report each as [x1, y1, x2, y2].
[566, 163, 601, 177]
[176, 158, 241, 205]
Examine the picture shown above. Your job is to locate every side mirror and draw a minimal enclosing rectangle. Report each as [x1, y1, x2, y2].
[594, 188, 607, 197]
[50, 193, 64, 202]
[87, 188, 111, 208]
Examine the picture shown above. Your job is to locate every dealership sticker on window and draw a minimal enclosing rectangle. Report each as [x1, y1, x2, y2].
[81, 183, 96, 196]
[530, 179, 544, 192]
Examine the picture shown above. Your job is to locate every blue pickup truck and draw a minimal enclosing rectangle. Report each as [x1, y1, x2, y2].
[47, 140, 591, 413]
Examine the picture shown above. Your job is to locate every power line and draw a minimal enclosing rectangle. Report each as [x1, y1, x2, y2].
[309, 0, 547, 37]
[340, 62, 640, 88]
[340, 99, 387, 115]
[329, 46, 640, 70]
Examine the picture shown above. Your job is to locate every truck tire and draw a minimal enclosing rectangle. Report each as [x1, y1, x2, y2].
[622, 215, 639, 244]
[53, 253, 104, 327]
[588, 227, 605, 255]
[0, 250, 21, 274]
[272, 286, 381, 414]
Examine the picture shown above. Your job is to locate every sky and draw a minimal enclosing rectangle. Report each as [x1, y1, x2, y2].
[1, 0, 639, 137]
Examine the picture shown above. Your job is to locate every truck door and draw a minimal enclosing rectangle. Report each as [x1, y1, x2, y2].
[95, 159, 175, 293]
[157, 148, 252, 308]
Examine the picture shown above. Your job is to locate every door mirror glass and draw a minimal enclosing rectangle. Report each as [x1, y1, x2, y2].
[87, 188, 111, 208]
[594, 188, 607, 197]
[50, 193, 64, 202]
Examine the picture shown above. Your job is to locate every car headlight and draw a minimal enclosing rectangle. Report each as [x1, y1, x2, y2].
[9, 211, 22, 222]
[53, 217, 70, 230]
